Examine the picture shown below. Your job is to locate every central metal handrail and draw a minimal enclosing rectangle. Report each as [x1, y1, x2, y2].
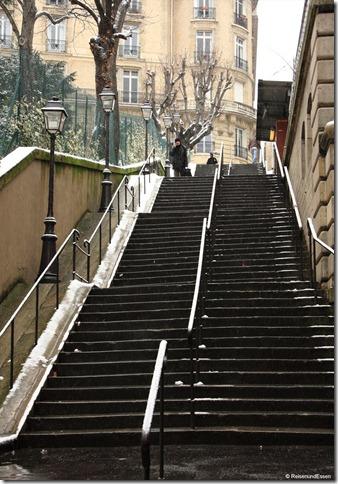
[1, 228, 79, 389]
[217, 142, 224, 180]
[141, 339, 167, 480]
[272, 141, 285, 179]
[307, 217, 334, 289]
[207, 167, 219, 230]
[284, 166, 302, 230]
[187, 217, 207, 427]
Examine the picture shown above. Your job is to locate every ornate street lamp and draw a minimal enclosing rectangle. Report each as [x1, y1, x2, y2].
[172, 111, 181, 125]
[141, 100, 152, 160]
[38, 97, 68, 281]
[99, 86, 116, 212]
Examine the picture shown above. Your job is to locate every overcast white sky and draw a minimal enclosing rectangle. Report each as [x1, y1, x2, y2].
[256, 0, 305, 82]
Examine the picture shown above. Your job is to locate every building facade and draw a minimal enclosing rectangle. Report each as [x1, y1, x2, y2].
[0, 0, 258, 164]
[283, 0, 334, 297]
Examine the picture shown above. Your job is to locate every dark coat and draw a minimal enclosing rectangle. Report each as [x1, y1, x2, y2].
[169, 144, 188, 173]
[207, 156, 218, 165]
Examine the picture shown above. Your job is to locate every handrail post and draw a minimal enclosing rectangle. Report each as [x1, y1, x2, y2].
[159, 369, 164, 480]
[56, 256, 60, 309]
[72, 231, 77, 280]
[35, 285, 40, 344]
[10, 319, 14, 388]
[131, 186, 135, 212]
[308, 222, 314, 286]
[117, 190, 121, 224]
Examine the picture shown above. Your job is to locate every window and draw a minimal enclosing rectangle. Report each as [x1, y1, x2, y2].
[47, 20, 66, 52]
[120, 26, 139, 57]
[129, 0, 141, 13]
[195, 31, 213, 61]
[196, 134, 213, 153]
[123, 70, 139, 103]
[234, 36, 248, 71]
[235, 127, 248, 158]
[0, 13, 12, 48]
[234, 0, 248, 28]
[194, 0, 215, 19]
[234, 81, 244, 103]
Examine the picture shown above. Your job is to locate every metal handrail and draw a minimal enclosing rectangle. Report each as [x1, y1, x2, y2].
[272, 141, 285, 179]
[284, 166, 302, 230]
[207, 167, 218, 230]
[141, 339, 167, 480]
[228, 158, 232, 176]
[0, 228, 79, 388]
[307, 217, 334, 289]
[217, 142, 224, 180]
[187, 217, 207, 427]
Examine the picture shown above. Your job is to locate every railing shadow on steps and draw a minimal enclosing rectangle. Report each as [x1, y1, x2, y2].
[187, 166, 219, 428]
[141, 339, 167, 480]
[0, 149, 162, 397]
[272, 142, 305, 279]
[307, 217, 334, 297]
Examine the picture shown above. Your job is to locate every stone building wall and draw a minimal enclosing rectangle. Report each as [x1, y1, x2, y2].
[283, 0, 334, 296]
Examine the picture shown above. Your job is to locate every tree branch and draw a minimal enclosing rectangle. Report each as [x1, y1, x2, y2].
[69, 0, 99, 24]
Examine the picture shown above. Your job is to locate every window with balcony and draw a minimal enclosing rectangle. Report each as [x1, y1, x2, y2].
[0, 13, 12, 48]
[194, 0, 215, 19]
[234, 36, 248, 71]
[195, 30, 213, 62]
[196, 133, 213, 153]
[123, 70, 139, 103]
[129, 0, 141, 13]
[234, 0, 247, 28]
[234, 127, 248, 159]
[47, 20, 66, 52]
[119, 27, 140, 58]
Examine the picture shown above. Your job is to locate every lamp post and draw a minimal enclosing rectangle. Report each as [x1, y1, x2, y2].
[99, 86, 116, 212]
[141, 100, 152, 160]
[38, 97, 68, 281]
[172, 111, 181, 133]
[163, 114, 172, 177]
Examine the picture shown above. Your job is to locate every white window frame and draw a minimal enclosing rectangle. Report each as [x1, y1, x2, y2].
[235, 0, 246, 16]
[196, 133, 213, 153]
[47, 20, 66, 52]
[196, 31, 213, 59]
[121, 25, 139, 57]
[0, 13, 12, 48]
[123, 70, 139, 103]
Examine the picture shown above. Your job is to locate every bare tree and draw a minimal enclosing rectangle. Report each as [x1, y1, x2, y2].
[69, 0, 131, 161]
[147, 55, 232, 150]
[0, 0, 71, 100]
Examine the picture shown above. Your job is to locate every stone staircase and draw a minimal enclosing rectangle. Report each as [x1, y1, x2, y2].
[18, 166, 334, 448]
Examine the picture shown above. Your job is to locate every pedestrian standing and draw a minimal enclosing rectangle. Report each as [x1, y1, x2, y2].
[169, 138, 188, 177]
[207, 152, 218, 164]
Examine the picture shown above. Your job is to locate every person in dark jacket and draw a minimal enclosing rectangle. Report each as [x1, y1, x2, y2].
[169, 138, 188, 176]
[207, 152, 218, 164]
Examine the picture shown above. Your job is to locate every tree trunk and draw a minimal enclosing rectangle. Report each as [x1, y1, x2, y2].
[20, 0, 37, 101]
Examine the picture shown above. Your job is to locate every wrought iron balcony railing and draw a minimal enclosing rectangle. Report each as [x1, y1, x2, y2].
[194, 7, 216, 19]
[46, 0, 67, 5]
[234, 145, 248, 159]
[234, 12, 248, 29]
[194, 50, 213, 63]
[234, 55, 248, 71]
[118, 44, 140, 58]
[0, 35, 12, 49]
[46, 39, 66, 52]
[128, 1, 142, 13]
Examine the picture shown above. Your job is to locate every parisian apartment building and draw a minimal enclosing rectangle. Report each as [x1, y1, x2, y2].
[0, 0, 258, 163]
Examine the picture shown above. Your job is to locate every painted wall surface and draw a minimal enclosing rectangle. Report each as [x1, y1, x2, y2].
[284, 6, 334, 294]
[0, 148, 141, 301]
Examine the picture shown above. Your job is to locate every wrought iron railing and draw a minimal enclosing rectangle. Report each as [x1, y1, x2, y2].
[307, 218, 334, 290]
[46, 39, 66, 52]
[194, 51, 214, 63]
[234, 56, 248, 72]
[141, 340, 167, 480]
[234, 145, 248, 159]
[193, 7, 216, 19]
[118, 44, 141, 58]
[234, 12, 248, 29]
[0, 228, 78, 392]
